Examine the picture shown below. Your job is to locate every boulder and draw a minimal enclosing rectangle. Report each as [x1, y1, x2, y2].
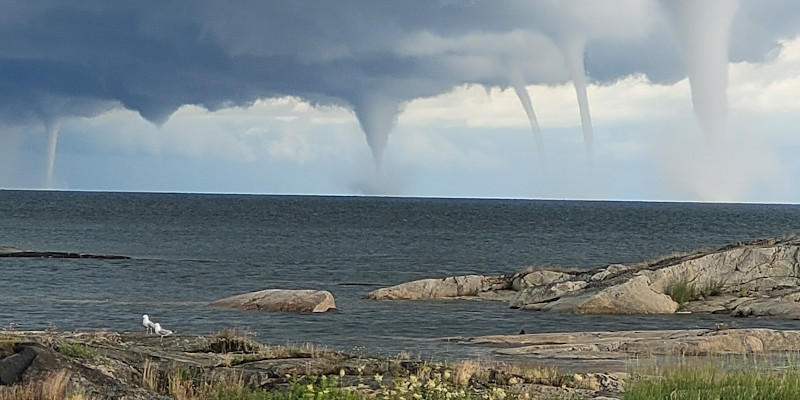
[589, 264, 629, 282]
[509, 281, 588, 308]
[511, 270, 573, 291]
[527, 275, 679, 314]
[210, 289, 336, 313]
[570, 275, 678, 314]
[365, 275, 511, 300]
[0, 343, 40, 384]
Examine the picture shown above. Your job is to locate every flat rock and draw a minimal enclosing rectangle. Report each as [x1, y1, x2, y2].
[210, 289, 337, 312]
[446, 328, 800, 365]
[731, 296, 800, 319]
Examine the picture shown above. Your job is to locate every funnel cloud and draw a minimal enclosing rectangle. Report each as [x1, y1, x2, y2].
[44, 122, 59, 189]
[508, 68, 545, 169]
[663, 0, 740, 143]
[561, 36, 594, 160]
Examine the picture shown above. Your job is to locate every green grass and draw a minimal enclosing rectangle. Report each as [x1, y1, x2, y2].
[665, 278, 701, 306]
[665, 277, 727, 307]
[624, 363, 800, 400]
[58, 341, 100, 361]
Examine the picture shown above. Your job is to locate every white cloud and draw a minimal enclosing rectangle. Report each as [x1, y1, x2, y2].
[61, 97, 364, 166]
[400, 73, 693, 134]
[730, 37, 800, 114]
[391, 127, 509, 172]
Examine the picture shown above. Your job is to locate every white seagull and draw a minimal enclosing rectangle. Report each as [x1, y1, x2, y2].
[142, 315, 156, 334]
[154, 322, 173, 341]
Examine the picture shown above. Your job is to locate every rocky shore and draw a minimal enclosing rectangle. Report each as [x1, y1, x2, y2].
[5, 326, 800, 399]
[6, 237, 800, 398]
[0, 329, 634, 400]
[366, 236, 800, 319]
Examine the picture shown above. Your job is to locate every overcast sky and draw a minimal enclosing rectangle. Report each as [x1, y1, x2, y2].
[2, 1, 800, 203]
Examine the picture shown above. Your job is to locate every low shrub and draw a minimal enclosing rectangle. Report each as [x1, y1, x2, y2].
[58, 342, 99, 361]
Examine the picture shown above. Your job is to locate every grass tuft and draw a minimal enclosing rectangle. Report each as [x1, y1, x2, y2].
[665, 276, 727, 307]
[205, 329, 261, 354]
[142, 358, 160, 392]
[665, 278, 700, 306]
[624, 362, 800, 400]
[0, 370, 74, 400]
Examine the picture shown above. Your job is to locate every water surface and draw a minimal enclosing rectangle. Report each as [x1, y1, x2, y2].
[1, 190, 799, 358]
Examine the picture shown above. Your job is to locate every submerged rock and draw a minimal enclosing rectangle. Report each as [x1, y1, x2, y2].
[210, 289, 337, 312]
[0, 246, 130, 260]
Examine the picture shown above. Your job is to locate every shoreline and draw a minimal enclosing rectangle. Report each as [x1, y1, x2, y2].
[3, 327, 800, 399]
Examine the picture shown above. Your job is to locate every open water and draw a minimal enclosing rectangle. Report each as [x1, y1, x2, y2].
[1, 190, 800, 359]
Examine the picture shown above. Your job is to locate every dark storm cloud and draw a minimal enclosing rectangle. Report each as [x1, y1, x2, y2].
[0, 1, 796, 127]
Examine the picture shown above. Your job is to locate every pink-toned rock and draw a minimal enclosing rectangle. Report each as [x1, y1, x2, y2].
[210, 289, 336, 313]
[568, 275, 678, 314]
[451, 328, 800, 358]
[511, 270, 573, 291]
[365, 275, 511, 300]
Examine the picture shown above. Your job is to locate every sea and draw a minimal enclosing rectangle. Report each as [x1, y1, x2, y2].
[1, 190, 800, 360]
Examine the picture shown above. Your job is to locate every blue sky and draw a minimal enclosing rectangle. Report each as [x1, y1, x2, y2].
[2, 1, 800, 203]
